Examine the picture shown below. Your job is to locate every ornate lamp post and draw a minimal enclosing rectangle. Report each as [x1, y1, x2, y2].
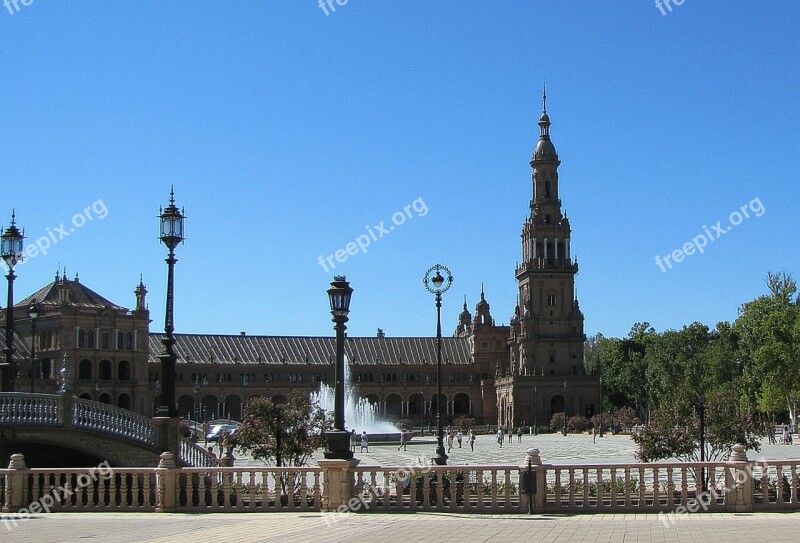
[1, 211, 24, 392]
[423, 264, 453, 466]
[155, 189, 185, 418]
[533, 384, 538, 435]
[562, 380, 568, 436]
[27, 299, 40, 393]
[324, 275, 354, 460]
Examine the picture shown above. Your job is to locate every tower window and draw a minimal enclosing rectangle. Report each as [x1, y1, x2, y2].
[549, 355, 555, 364]
[547, 295, 557, 306]
[545, 215, 552, 225]
[545, 181, 551, 198]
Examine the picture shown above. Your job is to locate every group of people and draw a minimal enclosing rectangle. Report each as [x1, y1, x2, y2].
[495, 427, 524, 447]
[766, 423, 794, 445]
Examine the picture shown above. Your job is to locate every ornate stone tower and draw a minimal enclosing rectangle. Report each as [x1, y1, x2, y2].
[497, 89, 595, 430]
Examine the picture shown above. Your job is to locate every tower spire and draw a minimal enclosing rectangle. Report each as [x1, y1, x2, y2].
[542, 82, 547, 113]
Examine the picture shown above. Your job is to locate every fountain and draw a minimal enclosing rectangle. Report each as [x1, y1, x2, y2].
[311, 357, 400, 441]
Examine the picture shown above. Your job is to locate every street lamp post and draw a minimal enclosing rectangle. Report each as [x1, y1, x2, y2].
[324, 275, 354, 460]
[697, 394, 706, 492]
[563, 380, 568, 436]
[533, 385, 538, 435]
[94, 382, 100, 402]
[27, 299, 40, 393]
[423, 264, 453, 466]
[599, 374, 604, 438]
[241, 374, 249, 420]
[155, 189, 185, 418]
[1, 211, 24, 392]
[193, 378, 200, 422]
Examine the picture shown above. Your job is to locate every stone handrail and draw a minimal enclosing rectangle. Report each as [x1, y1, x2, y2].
[351, 464, 522, 513]
[0, 393, 61, 426]
[178, 436, 219, 468]
[72, 397, 158, 447]
[2, 449, 799, 515]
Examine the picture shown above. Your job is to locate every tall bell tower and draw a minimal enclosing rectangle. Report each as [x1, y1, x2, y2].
[497, 89, 593, 431]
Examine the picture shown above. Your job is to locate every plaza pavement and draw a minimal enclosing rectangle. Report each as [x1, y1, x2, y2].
[227, 431, 800, 468]
[3, 511, 800, 543]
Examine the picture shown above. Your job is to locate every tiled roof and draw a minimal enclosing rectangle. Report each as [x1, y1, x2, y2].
[18, 278, 126, 311]
[0, 332, 31, 360]
[148, 334, 472, 366]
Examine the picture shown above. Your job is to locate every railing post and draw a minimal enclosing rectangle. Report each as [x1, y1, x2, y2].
[2, 454, 27, 513]
[725, 444, 753, 512]
[59, 393, 74, 429]
[219, 447, 235, 467]
[519, 448, 541, 514]
[318, 458, 360, 511]
[155, 452, 178, 513]
[532, 449, 548, 511]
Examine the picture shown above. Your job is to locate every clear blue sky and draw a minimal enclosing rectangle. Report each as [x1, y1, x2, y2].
[1, 1, 798, 339]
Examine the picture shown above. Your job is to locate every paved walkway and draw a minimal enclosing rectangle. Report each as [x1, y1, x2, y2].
[3, 511, 800, 542]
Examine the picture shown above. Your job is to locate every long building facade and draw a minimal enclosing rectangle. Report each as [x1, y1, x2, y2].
[1, 96, 599, 429]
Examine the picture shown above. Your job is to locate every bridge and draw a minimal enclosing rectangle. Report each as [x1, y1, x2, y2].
[0, 393, 216, 468]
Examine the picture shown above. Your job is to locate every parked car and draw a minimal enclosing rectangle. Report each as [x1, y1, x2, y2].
[205, 424, 239, 442]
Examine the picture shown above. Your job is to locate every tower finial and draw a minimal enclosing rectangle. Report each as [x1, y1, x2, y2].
[481, 282, 485, 299]
[542, 82, 547, 113]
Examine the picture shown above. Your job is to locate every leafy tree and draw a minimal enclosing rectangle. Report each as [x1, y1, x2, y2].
[612, 407, 640, 431]
[549, 412, 565, 432]
[229, 392, 330, 468]
[734, 272, 800, 423]
[633, 387, 762, 464]
[568, 415, 591, 433]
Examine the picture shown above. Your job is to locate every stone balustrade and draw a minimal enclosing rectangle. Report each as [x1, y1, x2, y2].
[72, 398, 158, 446]
[1, 446, 799, 515]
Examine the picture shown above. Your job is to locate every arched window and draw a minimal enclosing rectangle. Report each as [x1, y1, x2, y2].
[78, 330, 85, 348]
[126, 332, 134, 350]
[545, 181, 551, 198]
[117, 331, 124, 350]
[118, 360, 131, 381]
[87, 330, 95, 349]
[99, 359, 112, 380]
[79, 359, 93, 380]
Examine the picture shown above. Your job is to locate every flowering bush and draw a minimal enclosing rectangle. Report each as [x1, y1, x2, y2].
[228, 392, 331, 468]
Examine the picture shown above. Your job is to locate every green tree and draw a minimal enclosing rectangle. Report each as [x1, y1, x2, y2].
[633, 386, 761, 464]
[734, 272, 800, 423]
[229, 392, 330, 468]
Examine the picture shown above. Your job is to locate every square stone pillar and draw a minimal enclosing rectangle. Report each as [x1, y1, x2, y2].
[725, 444, 753, 512]
[2, 454, 27, 513]
[318, 458, 360, 511]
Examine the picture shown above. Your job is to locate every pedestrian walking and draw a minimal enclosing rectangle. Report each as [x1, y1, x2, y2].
[398, 431, 407, 451]
[360, 431, 369, 453]
[496, 427, 504, 448]
[517, 427, 523, 443]
[456, 430, 463, 448]
[469, 430, 476, 451]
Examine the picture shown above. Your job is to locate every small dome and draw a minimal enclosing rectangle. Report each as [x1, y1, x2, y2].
[533, 138, 558, 160]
